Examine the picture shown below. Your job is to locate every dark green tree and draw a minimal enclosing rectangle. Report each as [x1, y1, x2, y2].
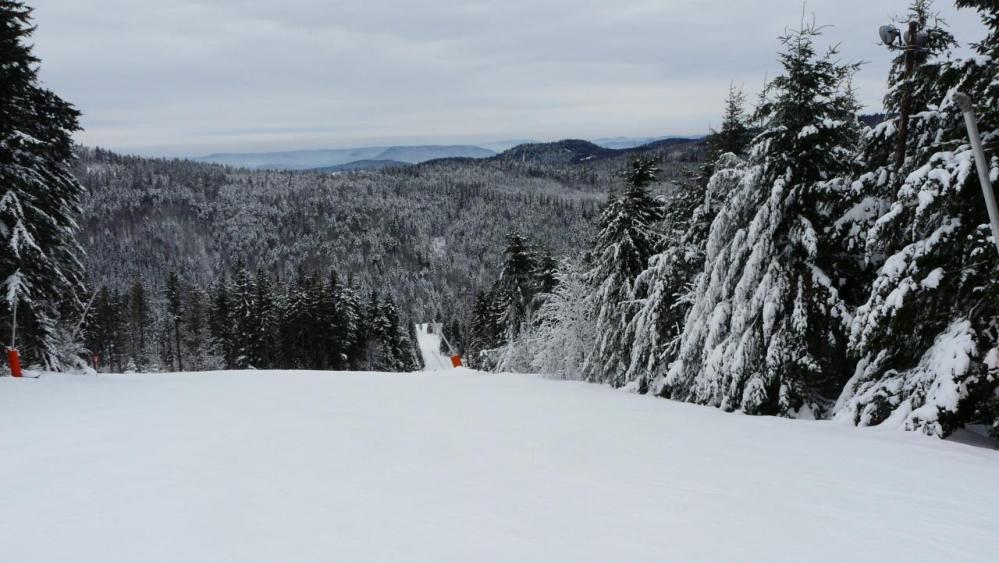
[0, 1, 87, 368]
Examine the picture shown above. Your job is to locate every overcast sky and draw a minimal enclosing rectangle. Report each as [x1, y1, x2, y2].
[29, 0, 986, 157]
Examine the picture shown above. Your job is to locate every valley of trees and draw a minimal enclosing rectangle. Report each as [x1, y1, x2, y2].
[461, 0, 999, 438]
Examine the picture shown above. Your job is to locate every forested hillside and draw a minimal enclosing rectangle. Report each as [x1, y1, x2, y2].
[74, 138, 703, 320]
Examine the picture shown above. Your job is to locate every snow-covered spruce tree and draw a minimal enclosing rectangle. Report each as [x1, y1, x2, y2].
[837, 0, 999, 436]
[582, 159, 665, 387]
[0, 1, 86, 368]
[327, 271, 358, 370]
[466, 288, 505, 370]
[229, 265, 255, 368]
[527, 259, 597, 379]
[407, 320, 424, 371]
[381, 295, 414, 372]
[625, 88, 752, 392]
[660, 22, 861, 417]
[248, 268, 278, 369]
[494, 231, 538, 337]
[209, 276, 239, 369]
[833, 0, 957, 277]
[127, 278, 152, 370]
[342, 277, 367, 370]
[164, 271, 184, 371]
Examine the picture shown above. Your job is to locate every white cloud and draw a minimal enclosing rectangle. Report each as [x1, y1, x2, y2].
[28, 0, 988, 156]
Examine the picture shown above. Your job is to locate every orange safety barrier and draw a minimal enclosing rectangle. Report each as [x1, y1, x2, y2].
[450, 355, 463, 368]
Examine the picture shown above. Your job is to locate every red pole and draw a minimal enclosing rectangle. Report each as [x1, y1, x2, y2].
[7, 348, 22, 378]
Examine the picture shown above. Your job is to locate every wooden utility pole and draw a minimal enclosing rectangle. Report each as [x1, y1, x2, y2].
[894, 21, 919, 172]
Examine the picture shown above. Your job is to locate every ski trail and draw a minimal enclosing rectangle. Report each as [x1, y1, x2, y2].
[416, 323, 452, 371]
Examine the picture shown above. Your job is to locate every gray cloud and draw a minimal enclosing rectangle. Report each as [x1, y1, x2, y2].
[29, 0, 987, 156]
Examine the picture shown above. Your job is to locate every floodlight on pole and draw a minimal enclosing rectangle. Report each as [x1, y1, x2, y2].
[879, 25, 901, 48]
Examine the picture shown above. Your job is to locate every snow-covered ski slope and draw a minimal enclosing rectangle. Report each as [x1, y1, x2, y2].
[1, 370, 997, 563]
[416, 322, 454, 371]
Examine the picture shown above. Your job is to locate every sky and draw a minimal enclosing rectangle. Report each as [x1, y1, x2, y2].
[28, 0, 988, 157]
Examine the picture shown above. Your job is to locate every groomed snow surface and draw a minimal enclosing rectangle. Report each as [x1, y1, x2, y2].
[1, 328, 997, 562]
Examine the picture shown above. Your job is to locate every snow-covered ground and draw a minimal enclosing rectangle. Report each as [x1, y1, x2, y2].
[1, 367, 997, 562]
[416, 322, 455, 371]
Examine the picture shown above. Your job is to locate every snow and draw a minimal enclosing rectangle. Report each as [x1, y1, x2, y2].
[416, 322, 454, 371]
[1, 370, 997, 563]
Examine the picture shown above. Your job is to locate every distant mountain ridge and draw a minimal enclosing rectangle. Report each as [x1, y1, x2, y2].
[487, 137, 706, 167]
[590, 135, 700, 149]
[195, 144, 496, 170]
[195, 135, 708, 172]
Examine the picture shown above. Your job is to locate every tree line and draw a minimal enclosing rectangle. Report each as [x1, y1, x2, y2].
[463, 0, 999, 439]
[84, 266, 424, 374]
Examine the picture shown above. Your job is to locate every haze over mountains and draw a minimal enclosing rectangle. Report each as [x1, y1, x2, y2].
[193, 135, 701, 171]
[194, 144, 497, 171]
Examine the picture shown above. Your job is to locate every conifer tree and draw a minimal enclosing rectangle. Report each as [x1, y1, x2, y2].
[662, 22, 861, 417]
[494, 232, 538, 337]
[582, 158, 664, 387]
[407, 320, 424, 370]
[165, 271, 184, 371]
[527, 260, 596, 379]
[183, 285, 211, 371]
[467, 289, 504, 370]
[838, 0, 999, 436]
[1, 1, 87, 368]
[127, 278, 150, 370]
[248, 268, 277, 368]
[626, 89, 752, 391]
[341, 276, 367, 370]
[230, 266, 255, 368]
[209, 277, 238, 369]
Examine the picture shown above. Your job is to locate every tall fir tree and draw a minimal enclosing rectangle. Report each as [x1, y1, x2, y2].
[248, 268, 277, 369]
[661, 22, 861, 417]
[494, 232, 538, 338]
[626, 89, 752, 392]
[1, 1, 87, 368]
[127, 278, 150, 370]
[582, 158, 665, 387]
[165, 271, 184, 371]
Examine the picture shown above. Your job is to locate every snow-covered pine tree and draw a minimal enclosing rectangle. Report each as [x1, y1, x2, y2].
[230, 266, 255, 368]
[833, 1, 957, 279]
[407, 320, 424, 371]
[248, 268, 277, 369]
[209, 276, 239, 369]
[1, 1, 87, 368]
[324, 271, 354, 370]
[165, 271, 184, 371]
[466, 289, 504, 370]
[341, 276, 367, 370]
[697, 84, 754, 189]
[528, 259, 596, 379]
[277, 266, 309, 369]
[127, 278, 151, 371]
[382, 294, 414, 372]
[494, 232, 538, 338]
[183, 284, 214, 371]
[85, 286, 124, 372]
[364, 290, 389, 370]
[625, 88, 752, 392]
[582, 158, 664, 387]
[837, 0, 999, 436]
[661, 21, 861, 417]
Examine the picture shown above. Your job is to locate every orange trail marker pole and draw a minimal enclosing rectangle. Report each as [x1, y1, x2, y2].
[7, 348, 22, 378]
